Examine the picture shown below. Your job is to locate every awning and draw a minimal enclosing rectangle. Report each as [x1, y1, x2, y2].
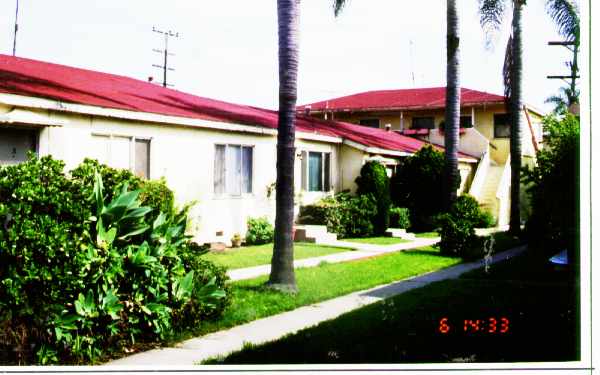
[0, 108, 67, 127]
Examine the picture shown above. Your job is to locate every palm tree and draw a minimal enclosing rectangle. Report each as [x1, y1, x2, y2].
[333, 0, 462, 211]
[443, 0, 461, 210]
[545, 85, 580, 114]
[479, 0, 525, 234]
[267, 0, 300, 293]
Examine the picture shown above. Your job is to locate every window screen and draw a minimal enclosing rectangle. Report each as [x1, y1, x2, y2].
[134, 139, 150, 179]
[308, 152, 323, 192]
[412, 117, 435, 129]
[214, 144, 253, 195]
[214, 145, 226, 194]
[359, 118, 380, 128]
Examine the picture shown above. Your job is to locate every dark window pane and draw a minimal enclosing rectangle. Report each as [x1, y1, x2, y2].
[412, 117, 435, 129]
[494, 113, 510, 138]
[324, 153, 331, 191]
[359, 119, 380, 128]
[308, 152, 323, 192]
[214, 145, 226, 194]
[242, 146, 253, 193]
[134, 139, 150, 179]
[460, 116, 473, 128]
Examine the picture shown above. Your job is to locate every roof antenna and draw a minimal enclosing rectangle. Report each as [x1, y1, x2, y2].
[12, 0, 19, 56]
[152, 26, 179, 88]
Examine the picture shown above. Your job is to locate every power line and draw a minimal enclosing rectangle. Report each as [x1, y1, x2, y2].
[152, 26, 179, 88]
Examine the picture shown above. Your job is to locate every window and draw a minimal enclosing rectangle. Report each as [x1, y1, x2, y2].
[460, 116, 473, 128]
[135, 139, 150, 179]
[359, 118, 380, 128]
[214, 144, 253, 196]
[91, 134, 151, 178]
[494, 113, 510, 138]
[301, 151, 331, 192]
[412, 117, 435, 129]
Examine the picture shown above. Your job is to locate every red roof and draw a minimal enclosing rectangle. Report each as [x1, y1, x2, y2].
[0, 54, 476, 160]
[298, 87, 505, 112]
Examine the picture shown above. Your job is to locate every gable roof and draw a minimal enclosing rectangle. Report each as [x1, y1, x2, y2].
[297, 87, 505, 112]
[0, 54, 476, 161]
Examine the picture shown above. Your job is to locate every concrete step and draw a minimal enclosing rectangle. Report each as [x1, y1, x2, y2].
[385, 228, 416, 240]
[299, 232, 338, 244]
[294, 225, 329, 241]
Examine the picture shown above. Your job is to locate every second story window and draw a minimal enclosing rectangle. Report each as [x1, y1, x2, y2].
[214, 144, 253, 196]
[460, 116, 473, 128]
[359, 118, 380, 128]
[412, 116, 435, 129]
[494, 113, 510, 138]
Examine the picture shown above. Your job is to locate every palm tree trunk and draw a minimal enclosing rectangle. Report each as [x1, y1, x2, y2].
[444, 0, 461, 210]
[268, 0, 300, 293]
[509, 0, 524, 234]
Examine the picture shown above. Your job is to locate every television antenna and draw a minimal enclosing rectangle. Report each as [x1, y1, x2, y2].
[152, 26, 179, 88]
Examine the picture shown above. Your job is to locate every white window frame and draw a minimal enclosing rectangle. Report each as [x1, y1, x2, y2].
[301, 150, 332, 192]
[91, 132, 152, 178]
[213, 143, 254, 198]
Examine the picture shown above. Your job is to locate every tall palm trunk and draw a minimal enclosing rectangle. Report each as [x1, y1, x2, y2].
[444, 0, 461, 210]
[268, 0, 300, 293]
[508, 0, 523, 234]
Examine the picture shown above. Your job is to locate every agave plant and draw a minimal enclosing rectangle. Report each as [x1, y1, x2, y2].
[92, 170, 152, 249]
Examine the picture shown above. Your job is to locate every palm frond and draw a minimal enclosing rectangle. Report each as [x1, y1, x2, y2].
[333, 0, 349, 17]
[546, 0, 580, 43]
[479, 0, 508, 33]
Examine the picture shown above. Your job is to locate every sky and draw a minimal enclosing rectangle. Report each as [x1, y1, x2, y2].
[0, 0, 581, 113]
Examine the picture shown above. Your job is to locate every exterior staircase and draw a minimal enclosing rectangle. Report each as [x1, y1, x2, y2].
[294, 225, 337, 243]
[478, 161, 504, 220]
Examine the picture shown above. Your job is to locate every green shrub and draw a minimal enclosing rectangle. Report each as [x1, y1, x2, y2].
[175, 243, 231, 329]
[523, 113, 579, 263]
[70, 158, 174, 224]
[389, 207, 411, 229]
[0, 155, 226, 365]
[297, 192, 376, 238]
[477, 210, 496, 228]
[297, 196, 344, 236]
[355, 161, 391, 234]
[391, 145, 456, 231]
[245, 217, 274, 245]
[436, 195, 488, 258]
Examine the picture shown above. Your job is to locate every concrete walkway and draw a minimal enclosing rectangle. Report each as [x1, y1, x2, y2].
[227, 236, 440, 281]
[106, 244, 527, 367]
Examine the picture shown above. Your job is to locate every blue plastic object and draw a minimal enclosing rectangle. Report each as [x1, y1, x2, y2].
[549, 249, 569, 265]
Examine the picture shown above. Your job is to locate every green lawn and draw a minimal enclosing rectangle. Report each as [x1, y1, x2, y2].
[203, 242, 352, 269]
[344, 236, 410, 245]
[414, 231, 440, 238]
[206, 250, 578, 364]
[170, 246, 461, 345]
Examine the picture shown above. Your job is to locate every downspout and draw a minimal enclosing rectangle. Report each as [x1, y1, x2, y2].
[523, 105, 539, 153]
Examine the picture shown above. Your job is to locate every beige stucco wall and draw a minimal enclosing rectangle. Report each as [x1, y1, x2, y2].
[8, 107, 354, 244]
[326, 103, 543, 167]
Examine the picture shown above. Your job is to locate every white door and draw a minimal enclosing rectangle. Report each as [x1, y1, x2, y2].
[0, 128, 37, 166]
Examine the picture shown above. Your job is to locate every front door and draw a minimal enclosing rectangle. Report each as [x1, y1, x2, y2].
[0, 127, 37, 166]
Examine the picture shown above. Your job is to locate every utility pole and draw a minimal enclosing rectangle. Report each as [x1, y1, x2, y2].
[152, 26, 179, 88]
[12, 0, 19, 56]
[547, 40, 579, 113]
